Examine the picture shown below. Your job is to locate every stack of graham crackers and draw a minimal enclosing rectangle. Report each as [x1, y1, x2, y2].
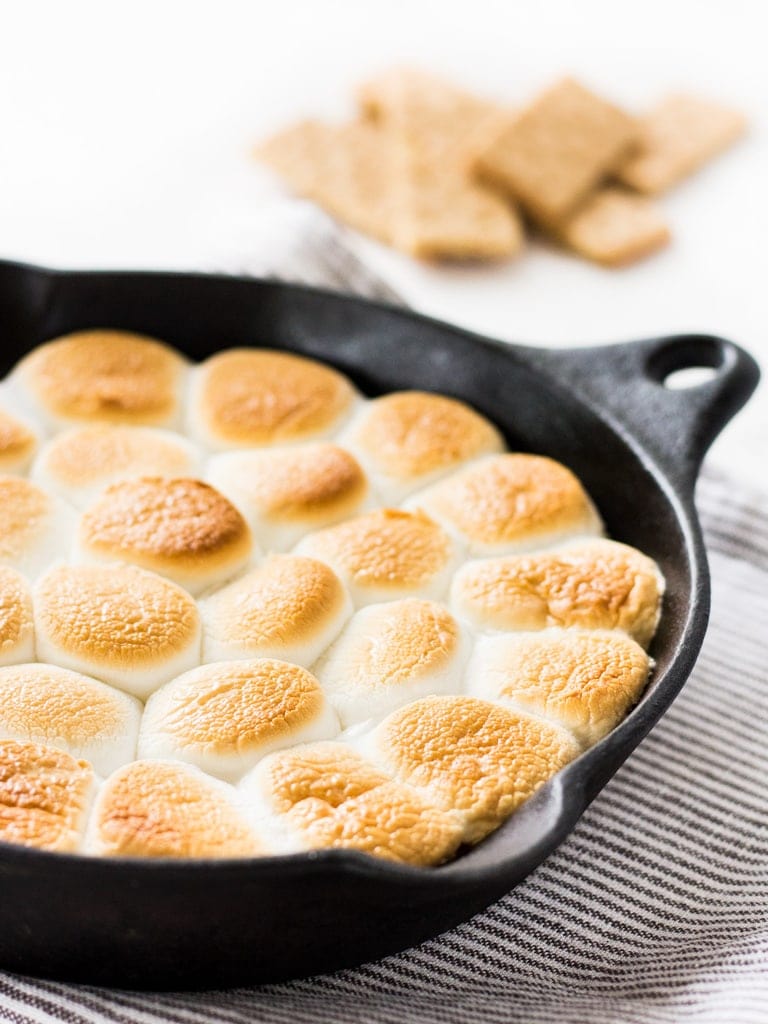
[255, 70, 746, 267]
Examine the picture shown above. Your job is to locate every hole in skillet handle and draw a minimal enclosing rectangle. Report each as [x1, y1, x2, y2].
[660, 367, 718, 390]
[646, 335, 731, 390]
[639, 334, 761, 490]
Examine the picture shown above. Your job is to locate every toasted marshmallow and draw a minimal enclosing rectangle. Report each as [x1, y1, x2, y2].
[0, 664, 141, 777]
[90, 759, 261, 858]
[0, 401, 40, 474]
[206, 443, 372, 551]
[0, 476, 76, 579]
[188, 348, 357, 450]
[339, 391, 504, 502]
[451, 539, 664, 647]
[0, 568, 34, 666]
[139, 659, 339, 782]
[200, 555, 351, 666]
[32, 425, 201, 509]
[11, 329, 187, 430]
[407, 454, 602, 555]
[0, 739, 95, 852]
[364, 696, 579, 843]
[295, 509, 460, 607]
[34, 564, 201, 699]
[76, 477, 254, 595]
[467, 630, 651, 747]
[242, 741, 463, 865]
[315, 599, 467, 727]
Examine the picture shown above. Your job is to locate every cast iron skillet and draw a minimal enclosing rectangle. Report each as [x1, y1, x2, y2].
[0, 259, 759, 990]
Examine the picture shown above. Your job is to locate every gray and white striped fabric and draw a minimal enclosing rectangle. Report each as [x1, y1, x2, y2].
[1, 209, 766, 1024]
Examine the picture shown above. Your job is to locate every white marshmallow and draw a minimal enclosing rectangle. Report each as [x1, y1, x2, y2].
[32, 425, 201, 509]
[314, 598, 468, 728]
[34, 563, 202, 699]
[139, 659, 340, 783]
[200, 555, 352, 667]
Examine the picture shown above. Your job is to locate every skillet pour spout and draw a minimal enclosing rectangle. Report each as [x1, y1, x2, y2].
[0, 260, 759, 989]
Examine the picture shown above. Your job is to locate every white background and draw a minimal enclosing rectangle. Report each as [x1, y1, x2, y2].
[0, 0, 765, 483]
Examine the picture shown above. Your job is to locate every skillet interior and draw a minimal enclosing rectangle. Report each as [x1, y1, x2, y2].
[0, 262, 758, 989]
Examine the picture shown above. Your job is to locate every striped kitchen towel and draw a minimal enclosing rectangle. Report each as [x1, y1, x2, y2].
[0, 204, 765, 1024]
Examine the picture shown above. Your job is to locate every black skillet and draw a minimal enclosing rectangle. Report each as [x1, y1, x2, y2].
[0, 259, 759, 990]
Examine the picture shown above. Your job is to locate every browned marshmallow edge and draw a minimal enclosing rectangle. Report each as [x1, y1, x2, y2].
[90, 759, 261, 858]
[138, 659, 339, 782]
[407, 453, 603, 552]
[243, 741, 463, 865]
[77, 476, 254, 593]
[364, 695, 580, 844]
[15, 330, 186, 428]
[0, 740, 95, 853]
[467, 629, 652, 746]
[451, 539, 664, 648]
[191, 348, 357, 449]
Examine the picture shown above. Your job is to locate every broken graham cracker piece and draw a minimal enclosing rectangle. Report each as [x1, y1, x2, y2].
[257, 112, 521, 261]
[256, 120, 398, 245]
[559, 187, 671, 267]
[476, 77, 638, 224]
[392, 122, 524, 259]
[358, 67, 509, 170]
[395, 169, 523, 260]
[616, 93, 747, 195]
[359, 69, 523, 260]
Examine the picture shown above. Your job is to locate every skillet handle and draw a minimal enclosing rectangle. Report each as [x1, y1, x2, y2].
[526, 334, 760, 493]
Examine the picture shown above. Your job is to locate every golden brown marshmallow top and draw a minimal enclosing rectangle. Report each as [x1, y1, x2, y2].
[0, 567, 33, 659]
[19, 330, 185, 425]
[202, 556, 348, 651]
[473, 630, 651, 746]
[324, 599, 460, 688]
[0, 664, 134, 748]
[412, 453, 601, 547]
[93, 760, 259, 858]
[299, 509, 455, 592]
[217, 444, 368, 523]
[372, 695, 579, 842]
[35, 564, 200, 670]
[348, 390, 503, 482]
[452, 539, 663, 647]
[0, 477, 54, 563]
[145, 659, 328, 756]
[0, 408, 36, 469]
[255, 741, 463, 865]
[79, 477, 252, 573]
[38, 426, 196, 492]
[0, 739, 94, 852]
[197, 349, 355, 445]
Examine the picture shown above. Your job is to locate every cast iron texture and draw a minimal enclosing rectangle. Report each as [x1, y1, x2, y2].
[0, 261, 759, 990]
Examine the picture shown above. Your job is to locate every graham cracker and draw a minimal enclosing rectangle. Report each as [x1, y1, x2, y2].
[358, 69, 524, 260]
[257, 114, 521, 260]
[616, 93, 747, 194]
[476, 77, 639, 224]
[395, 164, 524, 260]
[255, 120, 398, 244]
[558, 187, 671, 266]
[358, 67, 509, 169]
